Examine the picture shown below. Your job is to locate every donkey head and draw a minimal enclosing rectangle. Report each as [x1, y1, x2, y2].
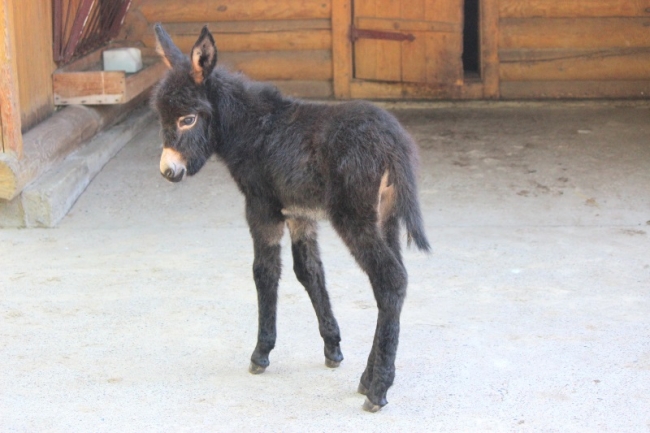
[152, 24, 217, 182]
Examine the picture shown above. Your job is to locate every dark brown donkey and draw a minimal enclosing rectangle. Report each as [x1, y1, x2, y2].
[152, 24, 430, 412]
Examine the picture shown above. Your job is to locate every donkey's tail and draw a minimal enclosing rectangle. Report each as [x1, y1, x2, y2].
[393, 140, 431, 253]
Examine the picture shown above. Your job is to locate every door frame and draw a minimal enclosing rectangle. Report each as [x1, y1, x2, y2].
[332, 0, 500, 99]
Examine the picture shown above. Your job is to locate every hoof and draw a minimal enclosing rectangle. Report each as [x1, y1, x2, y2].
[357, 382, 369, 395]
[325, 358, 341, 368]
[362, 397, 383, 413]
[248, 362, 266, 375]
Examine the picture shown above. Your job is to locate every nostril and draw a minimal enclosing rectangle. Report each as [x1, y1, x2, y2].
[163, 168, 174, 179]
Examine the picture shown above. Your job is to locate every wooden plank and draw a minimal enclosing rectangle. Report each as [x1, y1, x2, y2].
[501, 80, 650, 99]
[499, 0, 650, 18]
[219, 51, 332, 81]
[375, 0, 402, 82]
[142, 30, 332, 53]
[12, 0, 55, 131]
[425, 31, 463, 85]
[356, 17, 460, 33]
[271, 80, 333, 98]
[124, 60, 167, 103]
[481, 0, 500, 98]
[500, 47, 650, 63]
[500, 48, 650, 81]
[53, 57, 166, 105]
[350, 80, 462, 99]
[332, 0, 352, 98]
[399, 0, 426, 83]
[161, 19, 331, 35]
[0, 0, 22, 156]
[354, 0, 378, 81]
[500, 18, 650, 50]
[139, 0, 332, 22]
[425, 0, 462, 22]
[53, 71, 126, 105]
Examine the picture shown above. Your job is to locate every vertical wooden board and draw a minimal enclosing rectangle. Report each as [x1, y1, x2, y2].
[481, 0, 500, 98]
[0, 0, 22, 155]
[12, 0, 54, 131]
[402, 33, 427, 83]
[375, 0, 402, 81]
[425, 0, 462, 23]
[332, 0, 352, 98]
[425, 31, 463, 85]
[354, 0, 377, 80]
[401, 0, 425, 20]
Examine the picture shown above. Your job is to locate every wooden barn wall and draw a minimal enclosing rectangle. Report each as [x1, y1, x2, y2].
[120, 0, 334, 98]
[498, 0, 650, 99]
[12, 0, 55, 131]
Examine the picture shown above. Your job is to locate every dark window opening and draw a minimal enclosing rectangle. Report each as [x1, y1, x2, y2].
[463, 0, 480, 77]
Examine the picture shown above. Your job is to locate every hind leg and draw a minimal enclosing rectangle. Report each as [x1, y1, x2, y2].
[288, 217, 343, 367]
[330, 215, 407, 411]
[357, 213, 403, 396]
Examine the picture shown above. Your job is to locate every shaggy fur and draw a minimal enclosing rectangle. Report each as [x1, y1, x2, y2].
[152, 24, 430, 412]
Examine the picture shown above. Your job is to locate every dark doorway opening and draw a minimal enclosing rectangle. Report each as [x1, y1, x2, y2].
[463, 0, 480, 77]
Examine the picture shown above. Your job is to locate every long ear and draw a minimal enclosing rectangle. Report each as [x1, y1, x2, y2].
[154, 23, 184, 69]
[190, 26, 217, 84]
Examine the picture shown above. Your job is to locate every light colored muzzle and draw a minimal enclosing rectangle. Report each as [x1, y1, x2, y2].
[160, 148, 187, 183]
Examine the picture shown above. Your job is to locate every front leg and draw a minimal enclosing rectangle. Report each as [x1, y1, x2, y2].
[247, 203, 285, 374]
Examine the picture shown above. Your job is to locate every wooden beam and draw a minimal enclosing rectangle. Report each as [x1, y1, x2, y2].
[501, 80, 650, 99]
[349, 80, 462, 99]
[500, 48, 650, 81]
[500, 18, 650, 50]
[0, 0, 22, 156]
[481, 0, 500, 98]
[331, 0, 352, 98]
[499, 0, 650, 19]
[160, 19, 331, 35]
[220, 50, 332, 81]
[139, 0, 331, 23]
[142, 30, 332, 53]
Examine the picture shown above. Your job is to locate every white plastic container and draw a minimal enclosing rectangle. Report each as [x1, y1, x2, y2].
[103, 48, 143, 73]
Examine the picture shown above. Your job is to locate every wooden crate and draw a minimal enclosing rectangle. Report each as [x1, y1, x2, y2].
[53, 46, 166, 105]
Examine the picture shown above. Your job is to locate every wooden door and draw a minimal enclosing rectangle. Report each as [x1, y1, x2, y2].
[353, 0, 464, 86]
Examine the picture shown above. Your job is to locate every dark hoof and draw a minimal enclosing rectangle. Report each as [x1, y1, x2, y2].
[248, 362, 266, 375]
[325, 358, 341, 368]
[357, 382, 369, 395]
[362, 397, 383, 413]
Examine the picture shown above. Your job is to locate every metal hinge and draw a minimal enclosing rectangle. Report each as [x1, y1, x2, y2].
[349, 25, 416, 43]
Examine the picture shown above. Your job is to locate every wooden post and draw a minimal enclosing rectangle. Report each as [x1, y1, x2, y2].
[332, 0, 352, 99]
[480, 0, 500, 98]
[0, 0, 23, 156]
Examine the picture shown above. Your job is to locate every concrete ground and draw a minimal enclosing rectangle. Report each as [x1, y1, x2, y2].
[1, 101, 649, 432]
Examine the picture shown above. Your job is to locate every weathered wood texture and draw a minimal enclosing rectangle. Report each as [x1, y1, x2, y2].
[353, 0, 463, 86]
[499, 0, 650, 98]
[138, 0, 331, 22]
[0, 0, 22, 155]
[12, 0, 55, 131]
[481, 0, 500, 98]
[52, 48, 168, 105]
[120, 0, 334, 94]
[331, 0, 352, 98]
[499, 0, 650, 19]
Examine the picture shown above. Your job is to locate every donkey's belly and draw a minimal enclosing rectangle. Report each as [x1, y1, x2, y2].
[281, 206, 327, 221]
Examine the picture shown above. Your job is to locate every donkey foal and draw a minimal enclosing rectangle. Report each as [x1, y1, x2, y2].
[152, 24, 430, 412]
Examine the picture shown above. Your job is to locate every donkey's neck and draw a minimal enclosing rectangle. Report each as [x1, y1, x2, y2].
[208, 68, 290, 160]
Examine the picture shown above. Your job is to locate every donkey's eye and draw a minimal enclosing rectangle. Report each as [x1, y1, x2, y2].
[178, 115, 197, 129]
